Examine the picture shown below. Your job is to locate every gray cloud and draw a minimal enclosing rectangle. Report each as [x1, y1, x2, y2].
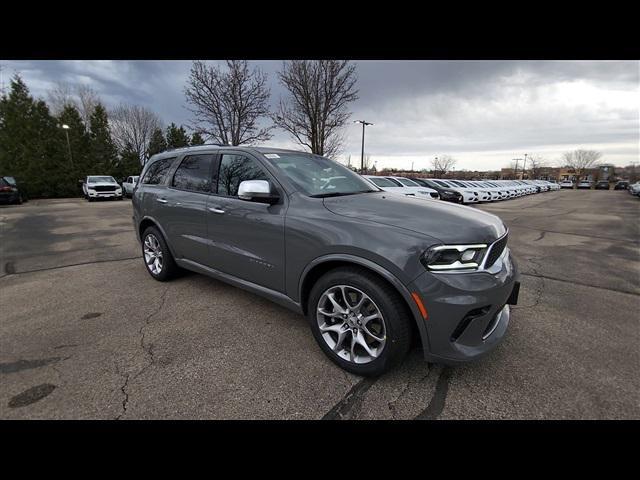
[1, 59, 637, 169]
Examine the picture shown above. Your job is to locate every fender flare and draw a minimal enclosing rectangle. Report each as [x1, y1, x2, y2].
[298, 254, 432, 354]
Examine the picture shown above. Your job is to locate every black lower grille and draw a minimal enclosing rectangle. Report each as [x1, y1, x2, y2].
[485, 233, 508, 268]
[93, 185, 116, 192]
[450, 306, 491, 342]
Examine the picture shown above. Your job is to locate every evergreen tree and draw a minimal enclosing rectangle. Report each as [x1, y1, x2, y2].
[88, 103, 118, 177]
[148, 127, 167, 156]
[190, 131, 205, 145]
[58, 104, 92, 195]
[0, 74, 67, 198]
[166, 123, 189, 149]
[119, 142, 143, 176]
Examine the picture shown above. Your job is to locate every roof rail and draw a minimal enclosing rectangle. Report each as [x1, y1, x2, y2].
[160, 143, 227, 153]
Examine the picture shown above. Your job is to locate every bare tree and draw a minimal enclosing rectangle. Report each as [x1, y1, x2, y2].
[47, 82, 75, 116]
[184, 60, 273, 146]
[362, 154, 373, 174]
[76, 85, 100, 126]
[527, 154, 546, 179]
[47, 82, 100, 125]
[273, 60, 359, 159]
[562, 149, 602, 188]
[431, 155, 457, 178]
[110, 104, 163, 164]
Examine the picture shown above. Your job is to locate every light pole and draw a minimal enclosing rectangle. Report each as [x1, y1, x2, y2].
[513, 158, 520, 179]
[522, 153, 528, 180]
[61, 124, 73, 167]
[354, 120, 373, 173]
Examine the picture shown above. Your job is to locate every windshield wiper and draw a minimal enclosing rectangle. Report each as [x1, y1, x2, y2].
[310, 189, 377, 198]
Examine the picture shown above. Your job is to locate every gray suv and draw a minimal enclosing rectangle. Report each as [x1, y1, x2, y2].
[132, 145, 520, 376]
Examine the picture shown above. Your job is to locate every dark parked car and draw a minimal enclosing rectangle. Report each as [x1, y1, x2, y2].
[132, 146, 520, 376]
[594, 181, 610, 190]
[409, 177, 463, 203]
[614, 181, 629, 190]
[0, 176, 27, 204]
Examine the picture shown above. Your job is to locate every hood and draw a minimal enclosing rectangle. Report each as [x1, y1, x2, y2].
[88, 181, 119, 187]
[323, 192, 506, 244]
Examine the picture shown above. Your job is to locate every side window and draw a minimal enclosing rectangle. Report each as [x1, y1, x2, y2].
[216, 154, 268, 197]
[126, 177, 132, 183]
[142, 158, 174, 185]
[172, 154, 214, 193]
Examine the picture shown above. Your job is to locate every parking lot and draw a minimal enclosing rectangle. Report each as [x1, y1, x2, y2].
[1, 190, 638, 419]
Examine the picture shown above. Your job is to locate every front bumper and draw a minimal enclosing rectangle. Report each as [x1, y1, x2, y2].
[408, 248, 519, 364]
[87, 190, 122, 198]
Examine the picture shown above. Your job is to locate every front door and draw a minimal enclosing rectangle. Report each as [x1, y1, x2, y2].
[206, 152, 286, 293]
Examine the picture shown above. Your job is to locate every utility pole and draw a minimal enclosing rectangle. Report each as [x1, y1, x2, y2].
[513, 159, 520, 180]
[522, 153, 528, 180]
[354, 120, 373, 173]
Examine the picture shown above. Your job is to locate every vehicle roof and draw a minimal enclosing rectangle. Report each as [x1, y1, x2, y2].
[148, 145, 313, 162]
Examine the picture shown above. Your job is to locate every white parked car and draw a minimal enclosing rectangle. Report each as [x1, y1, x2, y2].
[82, 175, 123, 202]
[363, 175, 440, 200]
[628, 182, 640, 196]
[122, 175, 139, 198]
[577, 180, 593, 189]
[559, 180, 574, 189]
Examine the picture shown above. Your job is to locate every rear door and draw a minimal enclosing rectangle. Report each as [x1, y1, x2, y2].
[206, 150, 287, 293]
[161, 153, 217, 266]
[138, 156, 177, 233]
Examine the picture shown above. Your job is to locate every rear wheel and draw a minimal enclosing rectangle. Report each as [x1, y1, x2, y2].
[142, 226, 178, 281]
[307, 266, 412, 377]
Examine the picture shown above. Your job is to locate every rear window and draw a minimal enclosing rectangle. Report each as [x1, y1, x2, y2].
[395, 177, 419, 187]
[172, 154, 214, 193]
[142, 158, 175, 185]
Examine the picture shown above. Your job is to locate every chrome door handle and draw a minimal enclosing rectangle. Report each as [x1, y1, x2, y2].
[208, 207, 225, 214]
[156, 198, 168, 204]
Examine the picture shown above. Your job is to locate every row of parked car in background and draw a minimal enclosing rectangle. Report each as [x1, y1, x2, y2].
[558, 179, 634, 190]
[363, 175, 560, 204]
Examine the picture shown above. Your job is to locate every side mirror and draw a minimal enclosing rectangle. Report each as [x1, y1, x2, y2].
[78, 179, 84, 186]
[238, 180, 279, 204]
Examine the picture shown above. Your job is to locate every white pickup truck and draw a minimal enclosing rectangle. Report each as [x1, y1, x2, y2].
[82, 176, 123, 202]
[122, 175, 139, 198]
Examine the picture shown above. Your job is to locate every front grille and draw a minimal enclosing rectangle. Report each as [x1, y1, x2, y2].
[93, 185, 116, 192]
[484, 233, 508, 268]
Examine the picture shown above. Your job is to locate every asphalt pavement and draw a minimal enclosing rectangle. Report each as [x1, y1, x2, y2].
[1, 190, 638, 419]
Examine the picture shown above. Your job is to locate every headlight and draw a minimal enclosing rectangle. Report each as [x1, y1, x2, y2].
[443, 190, 457, 195]
[87, 186, 95, 190]
[421, 244, 488, 271]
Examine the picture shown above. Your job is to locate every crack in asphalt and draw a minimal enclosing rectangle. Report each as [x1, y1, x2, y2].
[387, 365, 432, 420]
[115, 286, 170, 419]
[508, 224, 638, 245]
[514, 256, 546, 309]
[414, 366, 452, 420]
[134, 287, 170, 380]
[0, 256, 141, 279]
[114, 362, 130, 420]
[520, 272, 639, 297]
[322, 377, 377, 420]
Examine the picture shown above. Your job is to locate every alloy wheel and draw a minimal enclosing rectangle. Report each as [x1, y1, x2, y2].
[316, 285, 387, 364]
[143, 234, 163, 275]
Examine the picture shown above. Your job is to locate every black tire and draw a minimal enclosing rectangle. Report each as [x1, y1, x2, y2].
[141, 226, 178, 282]
[307, 266, 412, 377]
[15, 195, 22, 205]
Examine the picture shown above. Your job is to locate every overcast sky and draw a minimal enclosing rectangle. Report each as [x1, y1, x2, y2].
[1, 60, 638, 171]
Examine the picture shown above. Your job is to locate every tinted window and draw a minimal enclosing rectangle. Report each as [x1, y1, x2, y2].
[142, 158, 174, 185]
[368, 177, 400, 187]
[217, 154, 268, 197]
[172, 154, 214, 193]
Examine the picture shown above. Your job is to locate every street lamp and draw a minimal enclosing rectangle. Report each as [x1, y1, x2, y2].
[354, 120, 373, 173]
[61, 124, 73, 167]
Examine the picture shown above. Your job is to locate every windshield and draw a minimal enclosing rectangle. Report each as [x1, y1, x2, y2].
[368, 177, 401, 188]
[262, 152, 377, 197]
[88, 176, 116, 183]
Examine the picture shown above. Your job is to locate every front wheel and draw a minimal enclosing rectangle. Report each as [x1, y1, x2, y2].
[307, 267, 412, 377]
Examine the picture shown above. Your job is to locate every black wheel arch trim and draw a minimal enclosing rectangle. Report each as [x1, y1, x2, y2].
[298, 253, 432, 355]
